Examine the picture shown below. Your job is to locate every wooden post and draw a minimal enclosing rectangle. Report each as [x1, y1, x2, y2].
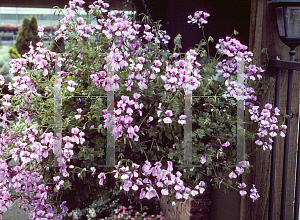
[241, 1, 300, 219]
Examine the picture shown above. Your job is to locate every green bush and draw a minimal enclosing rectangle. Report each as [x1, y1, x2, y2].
[8, 46, 21, 59]
[15, 15, 40, 55]
[0, 46, 14, 83]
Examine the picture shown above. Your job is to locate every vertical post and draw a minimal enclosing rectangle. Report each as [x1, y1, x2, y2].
[281, 47, 296, 220]
[183, 57, 193, 167]
[237, 56, 245, 164]
[54, 54, 63, 167]
[294, 114, 300, 220]
[100, 53, 115, 167]
[184, 82, 192, 166]
[269, 67, 281, 220]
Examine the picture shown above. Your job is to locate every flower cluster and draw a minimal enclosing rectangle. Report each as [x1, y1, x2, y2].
[66, 80, 77, 92]
[223, 80, 245, 101]
[237, 183, 260, 202]
[215, 36, 287, 150]
[161, 50, 202, 93]
[126, 57, 161, 91]
[187, 11, 210, 28]
[103, 94, 143, 141]
[101, 205, 164, 220]
[90, 70, 120, 92]
[249, 104, 285, 150]
[216, 37, 263, 81]
[106, 161, 206, 203]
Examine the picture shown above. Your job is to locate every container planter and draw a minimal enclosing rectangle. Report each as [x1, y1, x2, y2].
[159, 186, 211, 220]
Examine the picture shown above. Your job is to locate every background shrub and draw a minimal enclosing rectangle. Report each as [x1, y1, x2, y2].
[15, 15, 40, 55]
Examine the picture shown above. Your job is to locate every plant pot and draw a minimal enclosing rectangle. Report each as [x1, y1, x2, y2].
[159, 187, 211, 220]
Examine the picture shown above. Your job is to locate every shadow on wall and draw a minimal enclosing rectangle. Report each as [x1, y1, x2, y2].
[135, 0, 251, 53]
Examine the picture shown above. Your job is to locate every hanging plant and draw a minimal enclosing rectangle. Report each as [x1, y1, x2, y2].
[0, 0, 286, 219]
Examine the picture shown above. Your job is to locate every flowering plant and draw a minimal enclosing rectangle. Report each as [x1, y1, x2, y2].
[0, 0, 286, 219]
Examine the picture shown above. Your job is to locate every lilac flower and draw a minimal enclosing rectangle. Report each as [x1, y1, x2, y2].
[175, 192, 182, 199]
[144, 24, 151, 31]
[146, 116, 153, 124]
[37, 26, 44, 37]
[145, 186, 157, 199]
[235, 166, 244, 175]
[90, 167, 96, 176]
[77, 17, 84, 25]
[161, 188, 169, 195]
[0, 75, 5, 85]
[200, 155, 206, 164]
[229, 171, 237, 179]
[178, 115, 186, 125]
[238, 161, 250, 168]
[187, 11, 210, 28]
[221, 141, 230, 147]
[237, 182, 247, 196]
[163, 117, 172, 124]
[250, 184, 260, 202]
[98, 173, 106, 185]
[132, 184, 138, 191]
[67, 80, 77, 92]
[165, 110, 173, 117]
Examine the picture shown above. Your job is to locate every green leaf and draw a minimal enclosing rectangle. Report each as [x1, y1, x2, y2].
[64, 180, 72, 190]
[208, 36, 214, 43]
[233, 30, 239, 35]
[165, 131, 173, 140]
[261, 47, 268, 55]
[194, 129, 205, 139]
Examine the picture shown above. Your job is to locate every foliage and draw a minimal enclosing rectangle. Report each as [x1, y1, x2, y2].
[50, 24, 65, 53]
[0, 46, 14, 83]
[15, 15, 40, 55]
[8, 46, 21, 59]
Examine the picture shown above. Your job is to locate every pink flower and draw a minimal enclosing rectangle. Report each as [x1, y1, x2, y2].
[264, 103, 272, 110]
[98, 173, 106, 185]
[187, 11, 210, 28]
[240, 190, 247, 196]
[165, 110, 173, 117]
[144, 24, 151, 31]
[38, 26, 44, 37]
[146, 116, 153, 124]
[163, 117, 172, 124]
[229, 171, 237, 179]
[71, 127, 80, 135]
[221, 141, 230, 147]
[200, 155, 206, 164]
[238, 161, 250, 168]
[77, 17, 84, 25]
[191, 190, 199, 196]
[250, 184, 260, 202]
[161, 188, 169, 195]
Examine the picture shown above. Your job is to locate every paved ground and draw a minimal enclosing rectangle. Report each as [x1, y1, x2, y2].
[2, 153, 30, 220]
[2, 204, 30, 220]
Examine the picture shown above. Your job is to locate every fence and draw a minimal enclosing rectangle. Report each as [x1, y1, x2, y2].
[268, 58, 300, 220]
